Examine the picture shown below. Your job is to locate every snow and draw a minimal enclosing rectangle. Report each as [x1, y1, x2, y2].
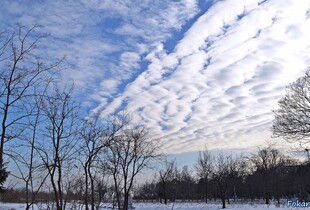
[0, 202, 298, 210]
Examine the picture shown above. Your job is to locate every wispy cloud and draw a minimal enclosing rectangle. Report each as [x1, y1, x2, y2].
[0, 0, 199, 105]
[2, 0, 310, 154]
[99, 0, 310, 153]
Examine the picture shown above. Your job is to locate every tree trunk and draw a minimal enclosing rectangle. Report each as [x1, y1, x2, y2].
[87, 161, 95, 210]
[84, 165, 89, 210]
[205, 180, 208, 203]
[163, 186, 167, 204]
[123, 193, 129, 210]
[90, 172, 95, 210]
[50, 175, 61, 210]
[57, 165, 63, 210]
[113, 173, 121, 210]
[221, 197, 226, 209]
[0, 102, 9, 172]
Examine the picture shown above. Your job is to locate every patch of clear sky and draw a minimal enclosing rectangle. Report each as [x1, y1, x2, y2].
[110, 0, 217, 112]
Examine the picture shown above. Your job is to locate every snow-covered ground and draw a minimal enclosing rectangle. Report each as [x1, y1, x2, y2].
[0, 202, 299, 210]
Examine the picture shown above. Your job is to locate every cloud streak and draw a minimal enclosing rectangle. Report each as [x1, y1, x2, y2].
[0, 0, 199, 105]
[100, 0, 310, 153]
[1, 0, 310, 154]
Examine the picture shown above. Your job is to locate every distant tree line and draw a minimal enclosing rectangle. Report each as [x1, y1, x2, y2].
[3, 144, 310, 209]
[135, 145, 310, 209]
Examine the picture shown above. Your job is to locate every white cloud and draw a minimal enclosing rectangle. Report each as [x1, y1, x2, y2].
[0, 0, 200, 108]
[2, 0, 310, 155]
[101, 0, 310, 154]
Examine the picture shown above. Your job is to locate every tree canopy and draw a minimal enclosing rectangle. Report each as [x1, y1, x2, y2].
[273, 71, 310, 145]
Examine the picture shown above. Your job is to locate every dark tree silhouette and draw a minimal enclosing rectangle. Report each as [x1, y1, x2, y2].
[273, 71, 310, 145]
[157, 159, 178, 204]
[212, 154, 240, 209]
[249, 145, 285, 204]
[195, 149, 213, 203]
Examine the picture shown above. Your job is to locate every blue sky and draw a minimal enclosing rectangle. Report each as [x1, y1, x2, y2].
[1, 0, 310, 158]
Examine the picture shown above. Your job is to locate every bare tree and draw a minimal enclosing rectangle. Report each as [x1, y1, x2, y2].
[248, 145, 285, 204]
[0, 24, 62, 187]
[195, 148, 213, 203]
[178, 165, 195, 202]
[273, 71, 310, 146]
[79, 111, 107, 210]
[106, 115, 159, 210]
[7, 77, 54, 210]
[37, 84, 79, 210]
[212, 154, 241, 209]
[157, 159, 178, 205]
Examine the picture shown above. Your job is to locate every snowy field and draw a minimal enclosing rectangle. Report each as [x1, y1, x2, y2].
[0, 202, 300, 210]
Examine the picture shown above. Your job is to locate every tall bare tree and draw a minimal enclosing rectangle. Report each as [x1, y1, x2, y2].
[37, 84, 79, 210]
[106, 115, 159, 210]
[7, 77, 53, 209]
[79, 111, 107, 210]
[0, 24, 62, 187]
